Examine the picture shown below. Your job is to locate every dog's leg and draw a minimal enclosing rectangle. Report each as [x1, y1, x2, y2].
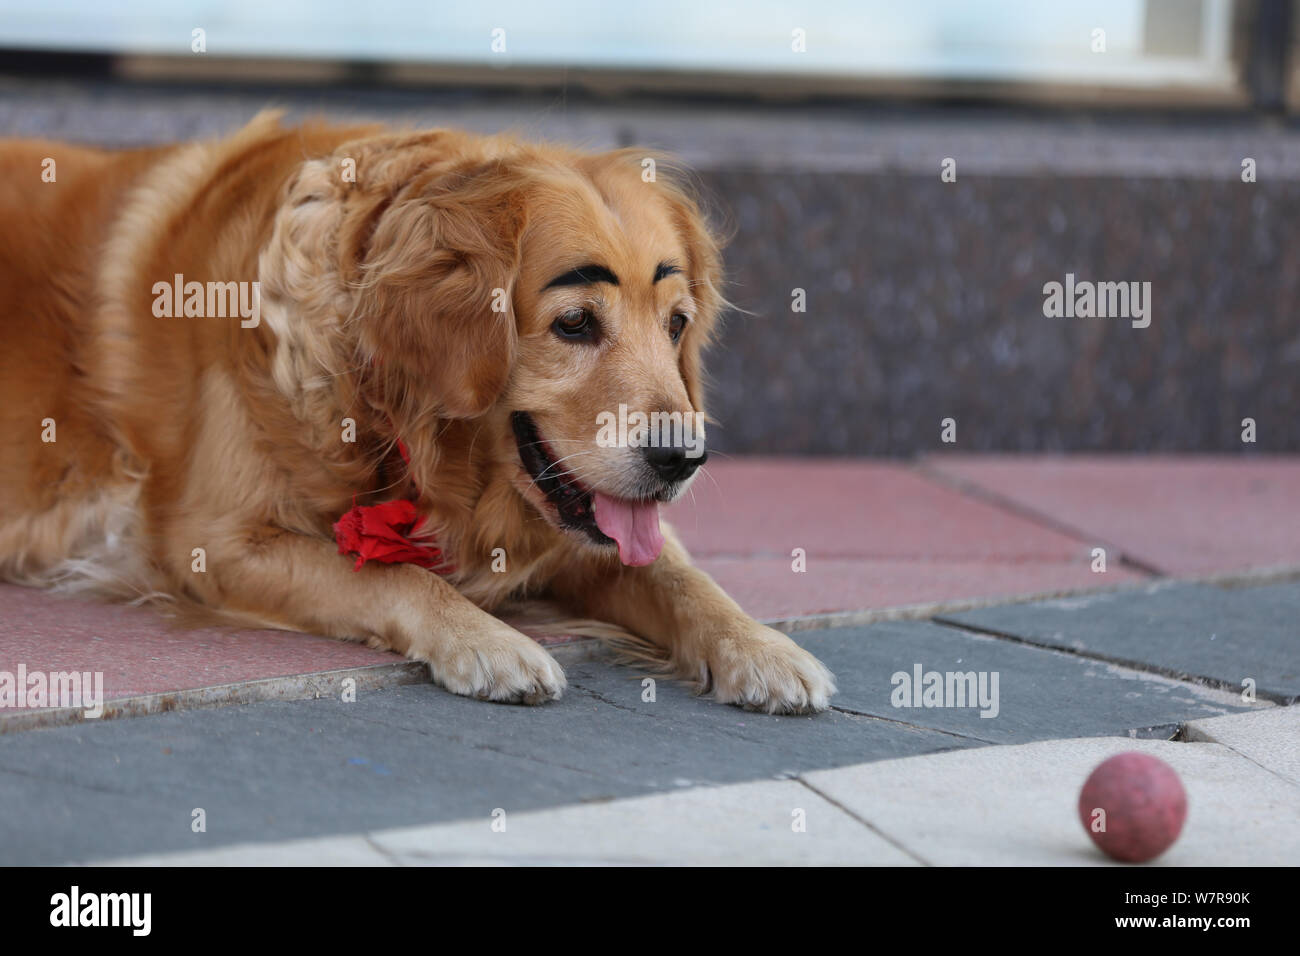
[198, 530, 565, 704]
[552, 528, 835, 714]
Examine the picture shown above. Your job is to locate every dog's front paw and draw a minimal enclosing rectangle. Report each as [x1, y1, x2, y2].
[426, 623, 567, 705]
[704, 624, 836, 714]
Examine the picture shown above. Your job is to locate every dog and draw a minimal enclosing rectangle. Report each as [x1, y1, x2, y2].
[0, 112, 835, 713]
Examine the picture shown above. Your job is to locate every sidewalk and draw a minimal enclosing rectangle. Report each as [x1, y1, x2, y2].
[91, 711, 1300, 866]
[1, 455, 1297, 865]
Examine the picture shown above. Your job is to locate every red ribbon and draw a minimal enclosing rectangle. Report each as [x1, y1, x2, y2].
[332, 438, 454, 574]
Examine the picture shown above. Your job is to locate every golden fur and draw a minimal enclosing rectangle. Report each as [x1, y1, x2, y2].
[0, 113, 835, 712]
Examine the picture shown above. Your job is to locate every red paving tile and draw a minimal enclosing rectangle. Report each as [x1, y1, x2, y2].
[923, 455, 1300, 576]
[667, 457, 1091, 559]
[0, 583, 397, 709]
[666, 457, 1145, 618]
[696, 557, 1143, 621]
[0, 583, 634, 714]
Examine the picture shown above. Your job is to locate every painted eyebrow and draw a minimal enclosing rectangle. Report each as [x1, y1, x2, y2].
[653, 262, 683, 282]
[544, 264, 620, 289]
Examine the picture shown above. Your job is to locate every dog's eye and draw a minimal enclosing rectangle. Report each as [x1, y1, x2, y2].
[553, 309, 597, 342]
[669, 313, 688, 343]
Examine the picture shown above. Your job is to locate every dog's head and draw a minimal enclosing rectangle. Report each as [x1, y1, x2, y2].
[269, 130, 724, 567]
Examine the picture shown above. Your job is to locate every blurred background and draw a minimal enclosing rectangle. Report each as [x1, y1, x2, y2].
[1, 0, 1296, 454]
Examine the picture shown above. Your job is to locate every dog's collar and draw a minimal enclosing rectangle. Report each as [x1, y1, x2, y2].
[333, 438, 455, 575]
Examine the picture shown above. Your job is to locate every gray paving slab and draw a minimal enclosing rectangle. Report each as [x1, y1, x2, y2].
[936, 581, 1300, 703]
[793, 620, 1254, 743]
[1183, 706, 1300, 788]
[0, 643, 971, 865]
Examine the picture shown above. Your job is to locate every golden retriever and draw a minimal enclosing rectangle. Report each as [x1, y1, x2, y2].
[0, 112, 835, 713]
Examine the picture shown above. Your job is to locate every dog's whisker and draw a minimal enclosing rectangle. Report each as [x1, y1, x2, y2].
[698, 464, 724, 500]
[367, 471, 410, 497]
[534, 464, 586, 482]
[534, 448, 595, 469]
[516, 439, 590, 449]
[531, 450, 596, 485]
[519, 449, 601, 498]
[465, 421, 487, 470]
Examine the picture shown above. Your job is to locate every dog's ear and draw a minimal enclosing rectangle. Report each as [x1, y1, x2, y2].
[347, 153, 528, 421]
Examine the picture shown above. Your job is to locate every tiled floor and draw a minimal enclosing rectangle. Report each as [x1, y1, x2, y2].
[692, 556, 1141, 621]
[669, 458, 1097, 560]
[922, 455, 1300, 575]
[941, 581, 1300, 704]
[2, 455, 1295, 721]
[6, 640, 1292, 866]
[89, 726, 1300, 866]
[2, 454, 1297, 864]
[0, 584, 396, 709]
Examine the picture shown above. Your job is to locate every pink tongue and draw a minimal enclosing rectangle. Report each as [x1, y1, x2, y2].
[593, 493, 664, 566]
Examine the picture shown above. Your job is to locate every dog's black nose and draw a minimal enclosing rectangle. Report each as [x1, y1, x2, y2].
[642, 444, 707, 483]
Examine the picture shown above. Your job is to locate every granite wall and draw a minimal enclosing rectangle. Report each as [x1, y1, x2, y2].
[700, 170, 1300, 454]
[2, 77, 1295, 454]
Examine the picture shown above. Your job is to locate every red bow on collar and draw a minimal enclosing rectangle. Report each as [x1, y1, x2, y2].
[332, 439, 454, 575]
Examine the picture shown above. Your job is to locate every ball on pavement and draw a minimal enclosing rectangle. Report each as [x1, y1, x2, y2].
[1078, 751, 1187, 862]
